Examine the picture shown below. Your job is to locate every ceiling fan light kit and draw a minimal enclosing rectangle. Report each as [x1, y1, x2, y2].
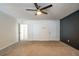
[26, 3, 52, 15]
[36, 10, 42, 15]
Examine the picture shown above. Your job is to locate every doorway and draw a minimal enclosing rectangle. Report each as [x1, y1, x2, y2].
[19, 24, 28, 41]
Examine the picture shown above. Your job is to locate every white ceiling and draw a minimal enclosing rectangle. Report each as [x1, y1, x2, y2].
[0, 3, 79, 20]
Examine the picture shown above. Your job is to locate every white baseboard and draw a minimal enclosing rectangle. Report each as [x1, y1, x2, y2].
[0, 41, 17, 51]
[20, 39, 60, 41]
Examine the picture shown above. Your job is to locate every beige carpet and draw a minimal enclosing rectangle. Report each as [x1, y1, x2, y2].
[0, 41, 79, 56]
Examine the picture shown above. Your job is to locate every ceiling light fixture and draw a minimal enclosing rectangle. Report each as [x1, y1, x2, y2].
[26, 3, 52, 15]
[36, 10, 42, 15]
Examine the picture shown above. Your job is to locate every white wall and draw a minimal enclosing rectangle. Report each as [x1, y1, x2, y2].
[0, 11, 18, 50]
[18, 20, 60, 41]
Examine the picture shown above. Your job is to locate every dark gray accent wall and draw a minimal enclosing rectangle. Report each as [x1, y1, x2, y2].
[60, 10, 79, 50]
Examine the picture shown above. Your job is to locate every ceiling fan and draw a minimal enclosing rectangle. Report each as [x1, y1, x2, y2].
[26, 3, 52, 15]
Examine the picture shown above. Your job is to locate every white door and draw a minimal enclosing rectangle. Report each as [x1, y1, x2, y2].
[40, 26, 49, 39]
[32, 24, 49, 40]
[20, 24, 28, 41]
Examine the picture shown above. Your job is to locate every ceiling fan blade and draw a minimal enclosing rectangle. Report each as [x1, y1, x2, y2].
[26, 9, 37, 11]
[41, 11, 48, 14]
[34, 3, 39, 9]
[40, 4, 52, 10]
